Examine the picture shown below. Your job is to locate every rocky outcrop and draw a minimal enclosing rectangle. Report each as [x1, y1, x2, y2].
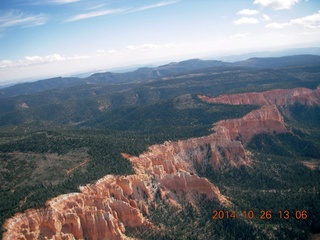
[215, 105, 287, 144]
[198, 86, 320, 107]
[3, 178, 150, 240]
[4, 126, 248, 239]
[198, 86, 320, 143]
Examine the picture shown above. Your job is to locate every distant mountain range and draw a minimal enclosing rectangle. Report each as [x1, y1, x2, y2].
[1, 54, 320, 128]
[218, 47, 320, 62]
[1, 54, 320, 99]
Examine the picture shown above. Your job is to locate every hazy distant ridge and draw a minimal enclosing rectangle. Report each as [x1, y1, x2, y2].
[1, 54, 320, 99]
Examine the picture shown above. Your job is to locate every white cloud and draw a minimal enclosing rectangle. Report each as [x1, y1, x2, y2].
[0, 43, 178, 69]
[87, 4, 106, 11]
[0, 60, 13, 68]
[66, 1, 180, 22]
[233, 17, 259, 25]
[263, 14, 271, 21]
[0, 10, 47, 30]
[128, 0, 181, 12]
[290, 10, 320, 28]
[266, 10, 320, 29]
[0, 42, 182, 83]
[39, 0, 80, 4]
[254, 0, 300, 10]
[237, 9, 259, 15]
[66, 9, 126, 22]
[0, 53, 90, 68]
[26, 0, 80, 5]
[24, 54, 64, 64]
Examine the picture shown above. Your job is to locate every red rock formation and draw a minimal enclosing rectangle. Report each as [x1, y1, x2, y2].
[198, 86, 320, 143]
[3, 184, 149, 240]
[198, 86, 320, 107]
[4, 127, 248, 239]
[215, 105, 288, 144]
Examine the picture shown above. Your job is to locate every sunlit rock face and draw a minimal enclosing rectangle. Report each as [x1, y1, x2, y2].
[199, 86, 320, 143]
[4, 86, 319, 240]
[214, 105, 287, 144]
[3, 182, 149, 240]
[198, 86, 320, 107]
[4, 131, 242, 239]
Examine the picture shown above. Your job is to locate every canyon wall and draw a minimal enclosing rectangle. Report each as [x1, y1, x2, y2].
[3, 127, 247, 240]
[215, 105, 287, 144]
[3, 86, 319, 239]
[199, 86, 320, 143]
[198, 86, 320, 107]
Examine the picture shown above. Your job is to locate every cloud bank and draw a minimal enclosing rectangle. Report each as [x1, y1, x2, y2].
[266, 10, 320, 28]
[254, 0, 300, 10]
[234, 17, 260, 25]
[0, 53, 89, 68]
[0, 43, 178, 69]
[237, 9, 259, 15]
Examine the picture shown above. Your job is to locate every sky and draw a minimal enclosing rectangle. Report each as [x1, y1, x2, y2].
[0, 0, 320, 85]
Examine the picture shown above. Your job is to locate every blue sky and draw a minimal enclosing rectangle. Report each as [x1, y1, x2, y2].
[0, 0, 319, 84]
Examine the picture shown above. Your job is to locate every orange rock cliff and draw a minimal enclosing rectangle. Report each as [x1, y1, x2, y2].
[198, 86, 320, 107]
[3, 86, 320, 240]
[200, 86, 320, 143]
[215, 105, 287, 143]
[2, 128, 241, 240]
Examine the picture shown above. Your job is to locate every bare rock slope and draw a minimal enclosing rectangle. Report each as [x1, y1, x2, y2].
[198, 86, 320, 107]
[3, 127, 243, 240]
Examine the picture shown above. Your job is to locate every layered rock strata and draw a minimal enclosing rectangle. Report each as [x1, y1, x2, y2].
[215, 105, 287, 144]
[199, 86, 320, 143]
[3, 126, 248, 239]
[198, 86, 320, 107]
